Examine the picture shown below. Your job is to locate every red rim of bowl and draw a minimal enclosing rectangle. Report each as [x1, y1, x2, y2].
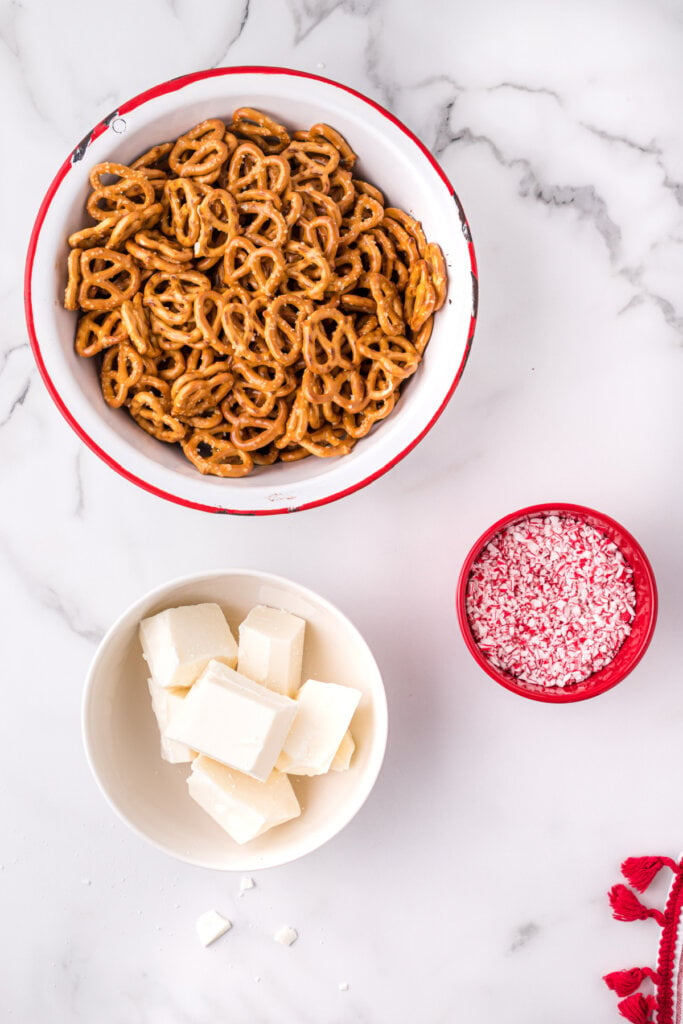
[455, 502, 658, 703]
[23, 65, 479, 516]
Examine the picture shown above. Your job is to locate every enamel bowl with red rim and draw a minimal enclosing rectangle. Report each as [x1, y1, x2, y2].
[25, 66, 477, 515]
[456, 503, 657, 703]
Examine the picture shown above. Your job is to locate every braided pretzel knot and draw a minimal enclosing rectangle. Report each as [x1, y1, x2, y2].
[65, 108, 448, 476]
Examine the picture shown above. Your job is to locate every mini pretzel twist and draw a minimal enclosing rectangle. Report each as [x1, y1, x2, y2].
[384, 207, 428, 257]
[182, 429, 254, 476]
[129, 391, 188, 442]
[298, 424, 355, 457]
[152, 350, 187, 380]
[143, 270, 210, 327]
[237, 200, 288, 249]
[108, 202, 163, 250]
[403, 259, 437, 332]
[68, 218, 120, 251]
[131, 142, 173, 174]
[302, 367, 367, 413]
[75, 308, 127, 356]
[302, 307, 358, 373]
[298, 189, 342, 226]
[328, 246, 363, 294]
[364, 272, 405, 336]
[171, 366, 234, 424]
[86, 164, 155, 222]
[283, 241, 331, 300]
[228, 143, 290, 196]
[309, 123, 356, 171]
[78, 248, 141, 311]
[301, 215, 339, 261]
[120, 293, 153, 354]
[425, 242, 447, 310]
[286, 138, 340, 178]
[164, 178, 205, 247]
[412, 315, 434, 356]
[231, 107, 291, 154]
[169, 119, 230, 183]
[65, 248, 83, 310]
[194, 290, 227, 350]
[342, 392, 397, 439]
[264, 293, 312, 366]
[223, 238, 286, 296]
[339, 193, 384, 247]
[100, 342, 144, 408]
[358, 330, 421, 381]
[195, 189, 239, 259]
[229, 398, 289, 451]
[130, 374, 172, 407]
[125, 229, 193, 273]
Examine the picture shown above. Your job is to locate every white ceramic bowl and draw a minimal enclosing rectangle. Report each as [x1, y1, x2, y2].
[26, 66, 478, 514]
[82, 570, 388, 870]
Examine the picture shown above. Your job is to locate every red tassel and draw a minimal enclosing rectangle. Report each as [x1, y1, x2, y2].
[609, 884, 666, 926]
[604, 968, 660, 996]
[617, 993, 656, 1023]
[622, 856, 679, 893]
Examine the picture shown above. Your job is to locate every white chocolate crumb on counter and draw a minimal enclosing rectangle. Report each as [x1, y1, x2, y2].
[239, 876, 255, 894]
[339, 981, 349, 991]
[196, 909, 232, 947]
[274, 925, 298, 946]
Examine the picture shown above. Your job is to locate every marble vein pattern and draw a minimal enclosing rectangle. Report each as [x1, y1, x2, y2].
[1, 0, 682, 1022]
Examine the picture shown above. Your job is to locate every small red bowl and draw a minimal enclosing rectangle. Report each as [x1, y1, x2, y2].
[456, 503, 658, 703]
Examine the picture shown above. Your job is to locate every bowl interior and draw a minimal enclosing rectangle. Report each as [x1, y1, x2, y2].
[83, 571, 387, 869]
[457, 504, 657, 703]
[28, 68, 475, 513]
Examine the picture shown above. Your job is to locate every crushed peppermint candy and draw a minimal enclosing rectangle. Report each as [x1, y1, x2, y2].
[466, 514, 636, 688]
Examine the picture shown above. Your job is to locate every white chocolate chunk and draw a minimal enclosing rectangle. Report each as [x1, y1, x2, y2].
[330, 729, 355, 772]
[237, 605, 306, 697]
[274, 925, 298, 946]
[188, 755, 301, 845]
[239, 877, 255, 893]
[276, 679, 362, 776]
[166, 661, 298, 781]
[146, 678, 194, 763]
[139, 603, 238, 689]
[196, 909, 232, 947]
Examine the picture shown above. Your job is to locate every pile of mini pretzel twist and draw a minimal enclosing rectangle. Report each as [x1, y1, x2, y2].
[64, 108, 447, 476]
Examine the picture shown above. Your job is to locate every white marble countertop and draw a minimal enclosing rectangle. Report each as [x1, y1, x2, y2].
[3, 1, 683, 1021]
